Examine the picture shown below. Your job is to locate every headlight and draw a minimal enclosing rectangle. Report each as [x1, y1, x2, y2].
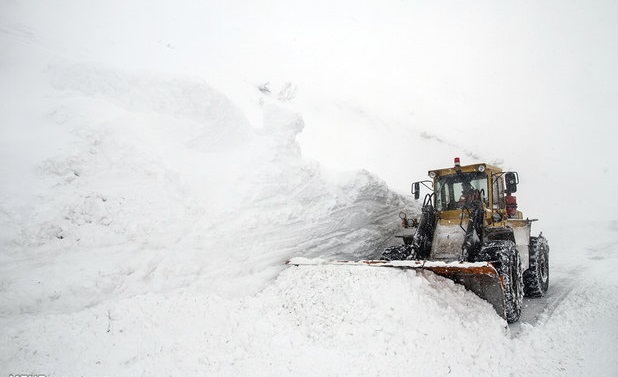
[478, 165, 486, 172]
[429, 171, 436, 178]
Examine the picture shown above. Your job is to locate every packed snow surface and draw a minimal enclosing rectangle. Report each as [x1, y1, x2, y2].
[1, 1, 617, 376]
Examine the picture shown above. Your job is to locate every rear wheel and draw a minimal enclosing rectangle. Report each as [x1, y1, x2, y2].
[524, 236, 549, 297]
[479, 240, 523, 323]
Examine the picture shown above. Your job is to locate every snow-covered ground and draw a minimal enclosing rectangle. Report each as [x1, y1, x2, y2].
[1, 1, 617, 376]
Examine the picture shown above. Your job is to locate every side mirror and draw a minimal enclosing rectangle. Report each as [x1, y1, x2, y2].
[412, 182, 421, 200]
[505, 172, 519, 194]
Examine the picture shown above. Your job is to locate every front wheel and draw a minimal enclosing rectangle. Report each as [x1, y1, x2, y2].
[524, 236, 550, 297]
[479, 240, 524, 323]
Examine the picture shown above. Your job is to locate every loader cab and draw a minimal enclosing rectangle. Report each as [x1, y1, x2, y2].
[427, 161, 495, 214]
[412, 159, 515, 220]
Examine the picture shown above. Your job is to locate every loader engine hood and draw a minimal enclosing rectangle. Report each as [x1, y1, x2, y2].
[431, 220, 469, 260]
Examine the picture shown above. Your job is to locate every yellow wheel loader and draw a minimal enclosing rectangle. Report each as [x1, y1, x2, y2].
[289, 158, 549, 323]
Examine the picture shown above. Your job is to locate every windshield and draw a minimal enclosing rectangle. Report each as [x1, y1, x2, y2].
[434, 172, 488, 211]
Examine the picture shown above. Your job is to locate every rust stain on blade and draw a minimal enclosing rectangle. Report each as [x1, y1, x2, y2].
[360, 260, 424, 267]
[424, 264, 498, 278]
[362, 260, 392, 265]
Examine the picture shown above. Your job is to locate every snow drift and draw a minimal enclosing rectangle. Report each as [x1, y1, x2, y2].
[0, 54, 415, 314]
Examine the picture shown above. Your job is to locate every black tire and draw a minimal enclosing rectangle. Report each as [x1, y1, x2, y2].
[381, 244, 413, 261]
[412, 203, 435, 259]
[479, 240, 523, 323]
[524, 236, 549, 297]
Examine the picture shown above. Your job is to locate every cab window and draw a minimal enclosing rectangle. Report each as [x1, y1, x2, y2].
[435, 172, 488, 211]
[492, 174, 505, 210]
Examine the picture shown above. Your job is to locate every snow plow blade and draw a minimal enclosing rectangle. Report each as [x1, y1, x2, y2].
[286, 258, 507, 320]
